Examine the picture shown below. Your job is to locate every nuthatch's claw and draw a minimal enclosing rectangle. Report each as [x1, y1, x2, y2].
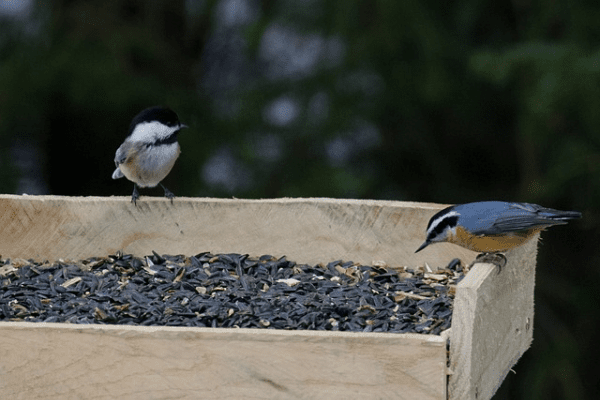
[473, 252, 507, 273]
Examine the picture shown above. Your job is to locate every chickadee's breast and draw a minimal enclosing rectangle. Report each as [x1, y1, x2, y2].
[120, 141, 180, 188]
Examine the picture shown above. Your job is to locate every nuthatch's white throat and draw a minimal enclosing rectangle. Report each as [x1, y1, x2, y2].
[416, 201, 582, 254]
[112, 106, 187, 205]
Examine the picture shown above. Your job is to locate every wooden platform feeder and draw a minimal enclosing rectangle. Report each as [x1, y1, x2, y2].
[0, 195, 537, 399]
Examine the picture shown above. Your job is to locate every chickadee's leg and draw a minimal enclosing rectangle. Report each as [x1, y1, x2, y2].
[160, 184, 175, 203]
[472, 252, 507, 273]
[131, 184, 140, 205]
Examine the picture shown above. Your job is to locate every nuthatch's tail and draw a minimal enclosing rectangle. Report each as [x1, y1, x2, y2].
[542, 208, 582, 223]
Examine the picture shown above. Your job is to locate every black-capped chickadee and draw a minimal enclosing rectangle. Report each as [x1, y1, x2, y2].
[112, 106, 187, 205]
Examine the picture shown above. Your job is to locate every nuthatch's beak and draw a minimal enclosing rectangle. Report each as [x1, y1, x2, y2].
[180, 124, 188, 129]
[415, 240, 430, 253]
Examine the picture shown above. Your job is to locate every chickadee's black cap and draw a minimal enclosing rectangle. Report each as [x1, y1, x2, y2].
[129, 106, 182, 133]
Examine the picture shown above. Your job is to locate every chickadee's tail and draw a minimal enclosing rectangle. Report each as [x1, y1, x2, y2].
[112, 168, 124, 180]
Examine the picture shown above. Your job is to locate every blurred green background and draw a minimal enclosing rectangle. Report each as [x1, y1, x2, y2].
[0, 1, 597, 398]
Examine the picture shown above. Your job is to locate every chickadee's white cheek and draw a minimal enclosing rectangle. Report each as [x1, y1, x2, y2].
[129, 121, 179, 142]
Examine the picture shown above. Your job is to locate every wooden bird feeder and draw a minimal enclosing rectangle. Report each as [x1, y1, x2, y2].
[0, 195, 537, 399]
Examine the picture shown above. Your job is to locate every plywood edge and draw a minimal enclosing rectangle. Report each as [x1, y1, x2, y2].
[0, 194, 445, 207]
[448, 236, 538, 400]
[0, 194, 448, 210]
[0, 320, 447, 343]
[0, 195, 476, 268]
[0, 321, 448, 399]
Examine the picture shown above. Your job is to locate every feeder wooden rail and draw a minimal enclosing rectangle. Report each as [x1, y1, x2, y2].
[0, 195, 537, 399]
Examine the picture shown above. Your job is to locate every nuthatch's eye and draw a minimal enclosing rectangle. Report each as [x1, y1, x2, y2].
[425, 208, 460, 243]
[429, 215, 458, 240]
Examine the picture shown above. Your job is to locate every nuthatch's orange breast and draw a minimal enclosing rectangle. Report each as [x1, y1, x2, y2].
[448, 225, 542, 252]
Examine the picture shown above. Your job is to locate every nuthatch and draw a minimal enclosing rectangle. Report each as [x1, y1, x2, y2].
[112, 106, 187, 205]
[416, 201, 581, 256]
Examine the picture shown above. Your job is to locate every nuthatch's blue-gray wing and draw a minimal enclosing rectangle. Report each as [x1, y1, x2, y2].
[465, 202, 581, 236]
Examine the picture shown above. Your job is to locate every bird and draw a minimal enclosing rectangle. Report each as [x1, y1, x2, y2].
[112, 106, 187, 205]
[415, 201, 581, 266]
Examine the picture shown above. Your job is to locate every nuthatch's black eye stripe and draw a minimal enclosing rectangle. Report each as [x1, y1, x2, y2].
[426, 207, 456, 229]
[428, 215, 458, 240]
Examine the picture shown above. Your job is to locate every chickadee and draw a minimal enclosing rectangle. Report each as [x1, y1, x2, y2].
[112, 106, 187, 205]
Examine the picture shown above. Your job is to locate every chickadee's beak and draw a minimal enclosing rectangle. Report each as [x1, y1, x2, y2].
[415, 240, 430, 253]
[180, 124, 188, 129]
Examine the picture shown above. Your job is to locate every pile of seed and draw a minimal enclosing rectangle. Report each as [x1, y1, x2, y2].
[0, 252, 464, 335]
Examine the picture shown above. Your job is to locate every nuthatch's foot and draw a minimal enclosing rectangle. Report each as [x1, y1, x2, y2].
[160, 184, 175, 204]
[131, 184, 140, 205]
[472, 252, 507, 273]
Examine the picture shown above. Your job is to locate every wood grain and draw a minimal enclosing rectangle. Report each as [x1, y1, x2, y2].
[448, 237, 538, 400]
[0, 195, 539, 399]
[0, 195, 476, 269]
[0, 322, 447, 400]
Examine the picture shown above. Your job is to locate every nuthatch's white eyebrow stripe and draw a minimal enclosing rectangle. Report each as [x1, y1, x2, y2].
[427, 210, 460, 233]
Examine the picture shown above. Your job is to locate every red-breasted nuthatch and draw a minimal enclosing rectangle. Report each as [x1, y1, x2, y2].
[416, 201, 581, 254]
[112, 106, 187, 205]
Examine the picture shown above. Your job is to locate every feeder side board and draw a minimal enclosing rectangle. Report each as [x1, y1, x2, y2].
[0, 323, 447, 400]
[448, 237, 538, 400]
[0, 195, 476, 269]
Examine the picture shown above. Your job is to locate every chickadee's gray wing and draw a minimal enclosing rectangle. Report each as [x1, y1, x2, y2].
[114, 141, 132, 167]
[112, 141, 135, 179]
[112, 167, 124, 179]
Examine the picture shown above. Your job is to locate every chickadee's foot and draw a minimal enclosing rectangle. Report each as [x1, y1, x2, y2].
[131, 185, 140, 206]
[473, 252, 507, 273]
[160, 184, 175, 203]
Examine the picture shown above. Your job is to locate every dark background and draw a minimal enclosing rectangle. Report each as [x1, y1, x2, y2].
[1, 1, 597, 399]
